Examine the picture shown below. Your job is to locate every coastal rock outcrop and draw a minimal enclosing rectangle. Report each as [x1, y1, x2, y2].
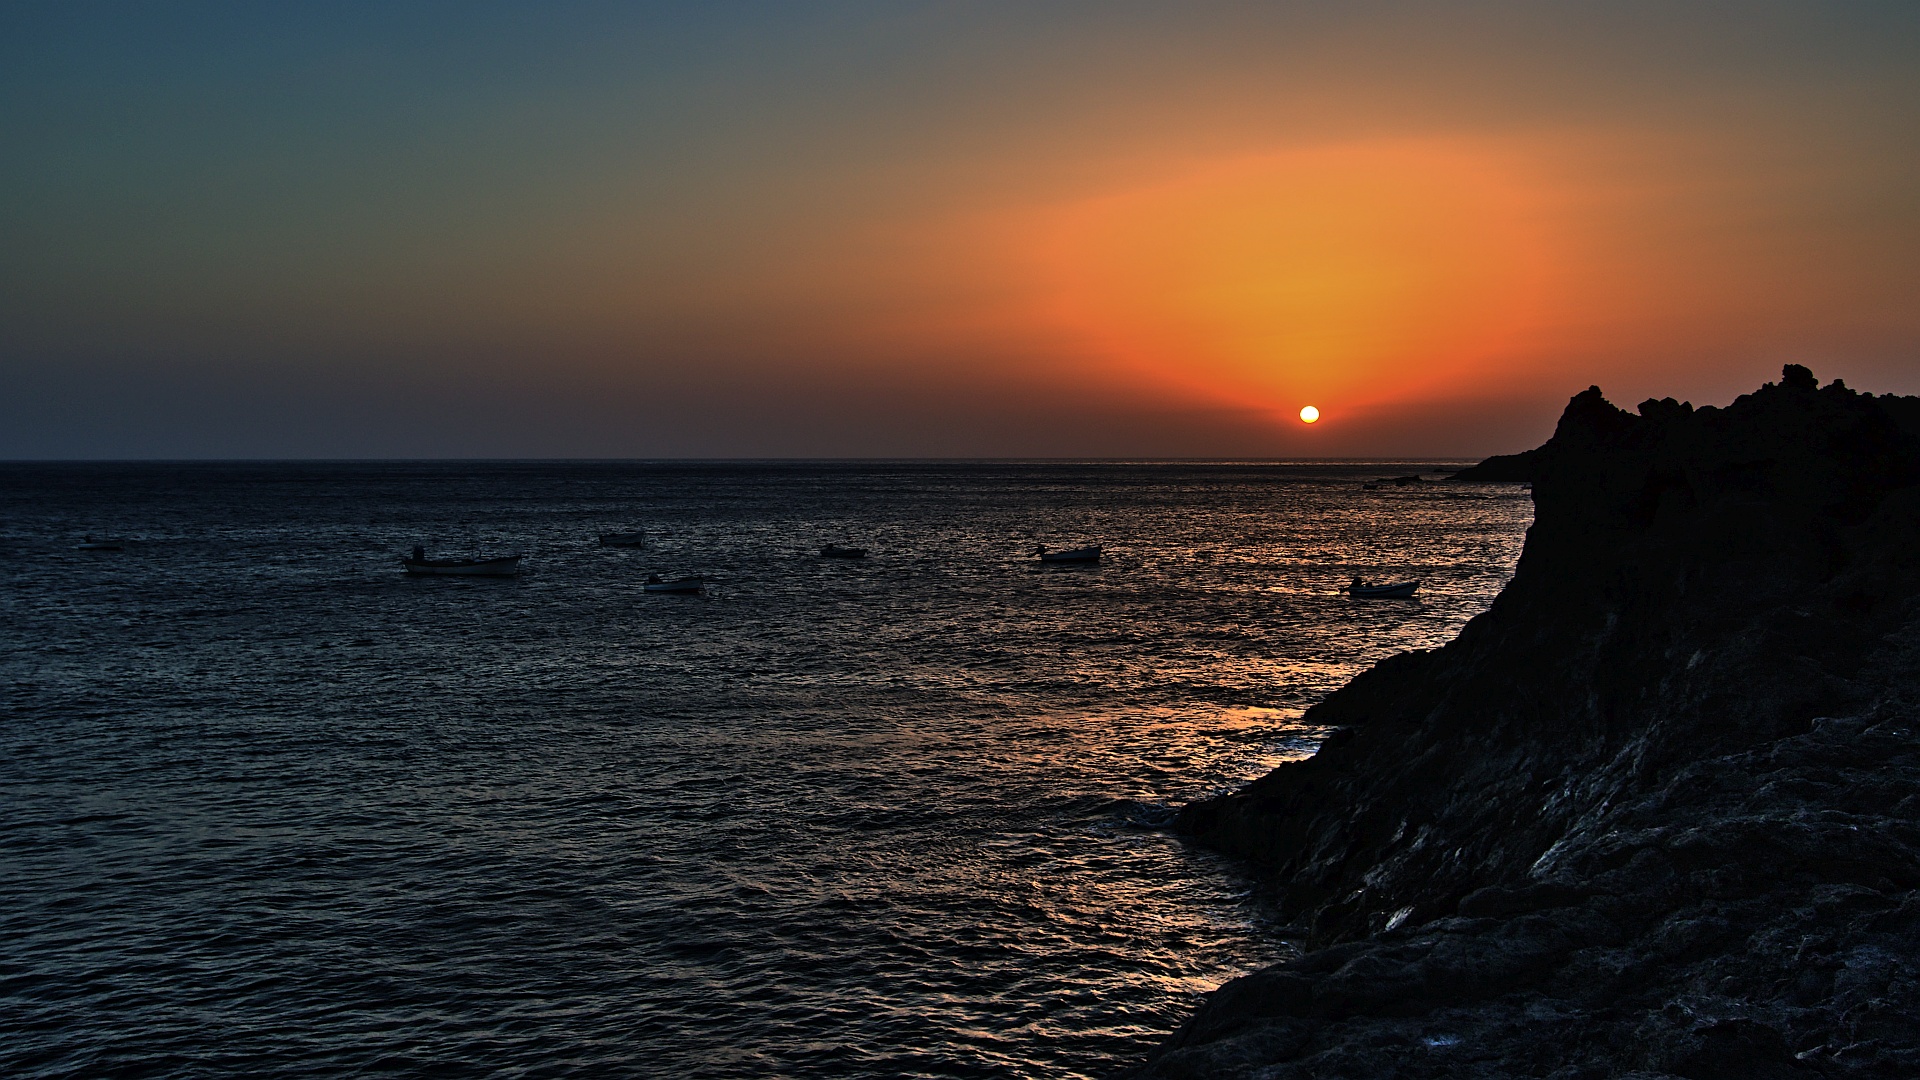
[1445, 449, 1537, 483]
[1139, 368, 1920, 1078]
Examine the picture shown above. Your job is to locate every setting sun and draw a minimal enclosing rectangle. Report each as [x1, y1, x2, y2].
[1300, 406, 1320, 423]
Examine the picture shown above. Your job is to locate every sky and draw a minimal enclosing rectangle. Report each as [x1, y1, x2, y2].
[3, 1, 1917, 458]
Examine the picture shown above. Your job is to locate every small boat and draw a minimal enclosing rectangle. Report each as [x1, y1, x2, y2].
[820, 544, 867, 559]
[402, 546, 522, 576]
[644, 574, 703, 594]
[76, 535, 125, 551]
[599, 531, 647, 547]
[1347, 579, 1419, 599]
[1036, 544, 1101, 564]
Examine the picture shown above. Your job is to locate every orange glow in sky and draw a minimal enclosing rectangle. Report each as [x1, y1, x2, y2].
[1028, 142, 1556, 422]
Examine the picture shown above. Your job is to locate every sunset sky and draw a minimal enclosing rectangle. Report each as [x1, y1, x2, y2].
[3, 2, 1917, 457]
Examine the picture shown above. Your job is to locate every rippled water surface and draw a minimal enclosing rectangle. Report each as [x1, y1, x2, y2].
[1, 461, 1530, 1078]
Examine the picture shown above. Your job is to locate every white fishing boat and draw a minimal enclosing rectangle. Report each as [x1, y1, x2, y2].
[598, 531, 647, 547]
[76, 535, 125, 551]
[1347, 579, 1419, 599]
[1036, 544, 1101, 564]
[402, 546, 522, 576]
[644, 574, 703, 593]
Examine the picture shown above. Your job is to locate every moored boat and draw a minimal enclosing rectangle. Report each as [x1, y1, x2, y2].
[599, 531, 647, 547]
[1347, 579, 1419, 599]
[644, 574, 703, 593]
[402, 546, 522, 576]
[1036, 544, 1101, 564]
[820, 543, 867, 558]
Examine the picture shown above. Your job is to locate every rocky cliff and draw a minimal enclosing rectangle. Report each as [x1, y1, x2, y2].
[1138, 367, 1920, 1078]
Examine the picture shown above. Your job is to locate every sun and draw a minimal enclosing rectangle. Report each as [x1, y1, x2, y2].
[1299, 405, 1320, 424]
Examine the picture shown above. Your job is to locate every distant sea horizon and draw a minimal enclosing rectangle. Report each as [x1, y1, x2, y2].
[2, 456, 1491, 463]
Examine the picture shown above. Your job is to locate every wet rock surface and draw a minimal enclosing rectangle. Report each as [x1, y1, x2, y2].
[1138, 369, 1920, 1078]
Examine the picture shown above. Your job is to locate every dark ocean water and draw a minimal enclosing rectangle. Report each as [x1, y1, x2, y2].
[0, 461, 1531, 1079]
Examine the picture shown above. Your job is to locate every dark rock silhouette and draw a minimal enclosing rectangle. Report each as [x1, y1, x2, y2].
[1136, 367, 1920, 1078]
[1449, 391, 1701, 485]
[1446, 447, 1537, 482]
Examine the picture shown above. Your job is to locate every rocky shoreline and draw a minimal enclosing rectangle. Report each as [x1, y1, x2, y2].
[1136, 368, 1920, 1078]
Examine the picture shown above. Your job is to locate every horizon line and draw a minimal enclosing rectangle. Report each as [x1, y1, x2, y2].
[1, 455, 1497, 466]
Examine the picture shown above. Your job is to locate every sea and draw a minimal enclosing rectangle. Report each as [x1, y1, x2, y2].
[0, 461, 1532, 1079]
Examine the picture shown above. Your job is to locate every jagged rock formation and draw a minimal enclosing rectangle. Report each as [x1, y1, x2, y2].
[1138, 368, 1920, 1079]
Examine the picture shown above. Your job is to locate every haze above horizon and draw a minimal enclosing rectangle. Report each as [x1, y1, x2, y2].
[4, 2, 1917, 459]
